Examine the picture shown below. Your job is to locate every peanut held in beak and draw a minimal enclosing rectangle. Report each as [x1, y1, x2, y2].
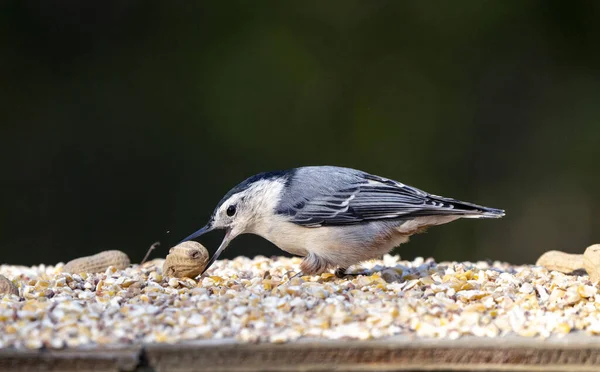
[163, 241, 209, 279]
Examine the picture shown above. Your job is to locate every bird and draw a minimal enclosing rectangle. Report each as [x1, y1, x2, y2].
[179, 166, 504, 277]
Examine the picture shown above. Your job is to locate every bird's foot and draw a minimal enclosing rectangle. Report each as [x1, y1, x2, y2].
[334, 267, 372, 278]
[334, 268, 347, 278]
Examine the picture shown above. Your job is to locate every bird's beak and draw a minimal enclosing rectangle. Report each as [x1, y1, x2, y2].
[200, 228, 235, 274]
[179, 224, 212, 244]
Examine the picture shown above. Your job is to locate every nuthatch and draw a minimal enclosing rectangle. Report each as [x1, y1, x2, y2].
[180, 166, 504, 277]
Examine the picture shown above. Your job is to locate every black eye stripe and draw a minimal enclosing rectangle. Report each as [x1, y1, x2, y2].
[227, 205, 236, 217]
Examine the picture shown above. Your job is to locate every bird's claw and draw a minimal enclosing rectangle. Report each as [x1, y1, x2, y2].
[335, 267, 371, 278]
[334, 268, 347, 278]
[278, 270, 305, 286]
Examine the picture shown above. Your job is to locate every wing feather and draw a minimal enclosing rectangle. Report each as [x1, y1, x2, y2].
[277, 167, 500, 227]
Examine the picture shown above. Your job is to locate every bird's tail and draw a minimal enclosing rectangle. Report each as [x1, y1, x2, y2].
[428, 195, 505, 219]
[461, 206, 505, 219]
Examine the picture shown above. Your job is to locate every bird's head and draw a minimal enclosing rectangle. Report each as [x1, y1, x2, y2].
[179, 171, 288, 274]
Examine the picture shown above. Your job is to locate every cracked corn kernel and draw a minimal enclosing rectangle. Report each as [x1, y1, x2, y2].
[578, 285, 597, 298]
[556, 323, 572, 334]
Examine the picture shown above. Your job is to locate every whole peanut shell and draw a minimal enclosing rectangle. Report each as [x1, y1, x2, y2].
[0, 275, 19, 297]
[535, 250, 585, 273]
[163, 241, 209, 279]
[63, 250, 131, 274]
[583, 244, 600, 283]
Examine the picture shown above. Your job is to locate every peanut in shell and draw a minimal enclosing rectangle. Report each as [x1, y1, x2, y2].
[163, 241, 209, 279]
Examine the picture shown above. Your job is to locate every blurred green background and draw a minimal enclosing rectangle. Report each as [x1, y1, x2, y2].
[1, 1, 599, 266]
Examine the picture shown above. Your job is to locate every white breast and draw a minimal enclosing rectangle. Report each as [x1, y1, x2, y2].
[251, 214, 316, 256]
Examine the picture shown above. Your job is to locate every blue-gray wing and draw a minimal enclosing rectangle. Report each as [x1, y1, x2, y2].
[276, 166, 501, 227]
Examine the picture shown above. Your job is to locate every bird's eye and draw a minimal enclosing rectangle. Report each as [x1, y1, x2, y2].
[226, 205, 236, 217]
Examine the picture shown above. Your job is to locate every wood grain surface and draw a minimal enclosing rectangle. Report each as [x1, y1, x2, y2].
[1, 334, 600, 371]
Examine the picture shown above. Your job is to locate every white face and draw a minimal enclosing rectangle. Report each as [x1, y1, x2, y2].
[210, 178, 285, 237]
[211, 192, 249, 234]
[186, 178, 285, 275]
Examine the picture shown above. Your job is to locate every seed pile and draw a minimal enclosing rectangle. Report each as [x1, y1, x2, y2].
[1, 254, 600, 349]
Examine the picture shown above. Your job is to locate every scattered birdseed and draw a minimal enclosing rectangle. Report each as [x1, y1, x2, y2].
[1, 255, 600, 349]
